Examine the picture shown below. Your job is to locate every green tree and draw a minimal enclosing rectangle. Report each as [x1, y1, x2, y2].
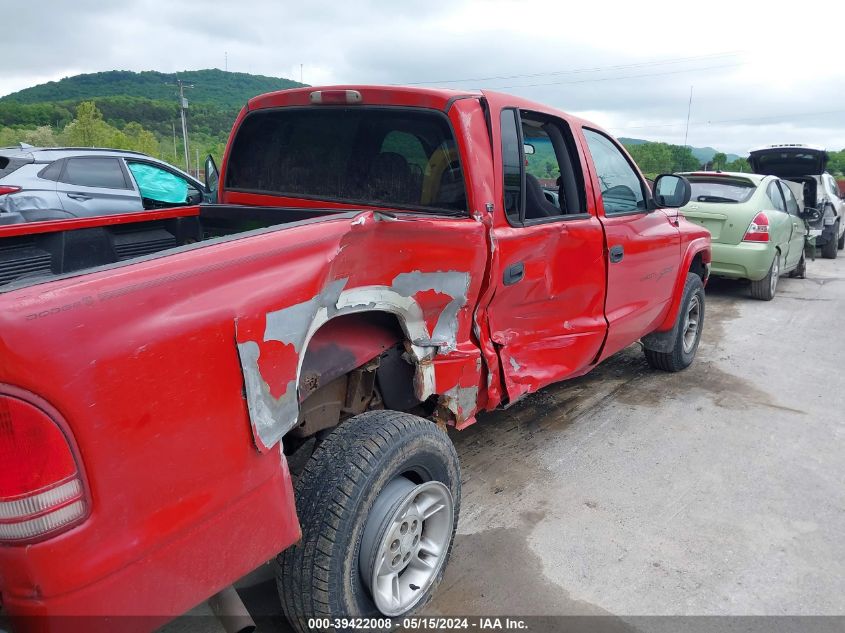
[65, 101, 110, 146]
[711, 152, 727, 170]
[626, 142, 673, 177]
[724, 157, 750, 173]
[21, 125, 59, 147]
[826, 150, 845, 176]
[668, 145, 701, 172]
[123, 122, 159, 155]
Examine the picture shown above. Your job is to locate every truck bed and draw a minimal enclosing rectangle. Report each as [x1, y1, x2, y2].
[0, 204, 352, 291]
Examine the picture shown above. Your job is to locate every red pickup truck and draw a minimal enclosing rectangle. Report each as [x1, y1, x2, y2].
[0, 86, 710, 632]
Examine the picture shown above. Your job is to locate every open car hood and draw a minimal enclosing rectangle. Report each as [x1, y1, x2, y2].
[749, 145, 828, 177]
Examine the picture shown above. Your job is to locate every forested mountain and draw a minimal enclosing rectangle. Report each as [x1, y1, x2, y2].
[0, 69, 306, 170]
[0, 69, 304, 110]
[619, 137, 741, 164]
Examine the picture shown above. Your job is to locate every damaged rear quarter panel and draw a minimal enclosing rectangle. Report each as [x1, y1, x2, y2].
[234, 210, 489, 449]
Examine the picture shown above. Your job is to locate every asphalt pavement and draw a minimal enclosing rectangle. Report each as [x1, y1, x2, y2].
[149, 254, 845, 630]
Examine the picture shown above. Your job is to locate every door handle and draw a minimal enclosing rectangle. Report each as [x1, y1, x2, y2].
[609, 245, 624, 263]
[67, 193, 92, 201]
[504, 261, 524, 285]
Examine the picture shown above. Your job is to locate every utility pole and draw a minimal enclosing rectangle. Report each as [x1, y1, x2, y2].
[683, 85, 693, 148]
[167, 79, 193, 172]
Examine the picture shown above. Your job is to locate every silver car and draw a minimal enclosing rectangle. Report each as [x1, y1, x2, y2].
[0, 145, 214, 224]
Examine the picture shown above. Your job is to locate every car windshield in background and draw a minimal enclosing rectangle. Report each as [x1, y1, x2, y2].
[688, 179, 756, 203]
[225, 107, 467, 213]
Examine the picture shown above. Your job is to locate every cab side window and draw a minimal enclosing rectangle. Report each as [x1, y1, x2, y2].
[501, 110, 523, 225]
[582, 129, 645, 214]
[500, 108, 586, 225]
[766, 181, 786, 213]
[778, 181, 799, 215]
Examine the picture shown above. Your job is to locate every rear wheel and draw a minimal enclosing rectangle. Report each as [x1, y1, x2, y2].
[822, 220, 839, 259]
[838, 226, 845, 250]
[278, 410, 460, 633]
[644, 273, 704, 372]
[750, 252, 780, 301]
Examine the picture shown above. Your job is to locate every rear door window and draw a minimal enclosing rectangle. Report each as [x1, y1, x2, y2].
[777, 181, 800, 215]
[225, 107, 467, 213]
[500, 108, 587, 225]
[60, 157, 129, 189]
[39, 160, 64, 181]
[766, 181, 787, 213]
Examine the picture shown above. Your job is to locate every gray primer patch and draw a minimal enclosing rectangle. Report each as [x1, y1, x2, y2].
[442, 384, 479, 420]
[237, 279, 347, 450]
[235, 339, 298, 450]
[509, 356, 521, 372]
[237, 272, 470, 450]
[391, 271, 470, 351]
[264, 279, 348, 353]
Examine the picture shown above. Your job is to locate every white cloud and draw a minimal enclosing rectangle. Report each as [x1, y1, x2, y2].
[2, 0, 844, 154]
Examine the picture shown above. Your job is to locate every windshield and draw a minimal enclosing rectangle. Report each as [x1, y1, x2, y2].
[225, 107, 467, 214]
[688, 178, 756, 203]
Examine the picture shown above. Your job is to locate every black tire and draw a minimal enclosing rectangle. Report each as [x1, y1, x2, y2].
[838, 226, 845, 250]
[788, 250, 806, 279]
[822, 220, 839, 259]
[750, 252, 780, 301]
[278, 410, 460, 633]
[644, 272, 705, 372]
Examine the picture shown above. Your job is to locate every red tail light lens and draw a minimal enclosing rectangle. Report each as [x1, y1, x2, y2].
[0, 185, 21, 196]
[743, 211, 770, 242]
[0, 393, 87, 542]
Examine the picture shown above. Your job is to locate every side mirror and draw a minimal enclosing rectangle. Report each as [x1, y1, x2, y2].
[523, 143, 535, 155]
[653, 174, 691, 208]
[204, 154, 219, 201]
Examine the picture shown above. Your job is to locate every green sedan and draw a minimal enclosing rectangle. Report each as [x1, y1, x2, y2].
[679, 172, 808, 300]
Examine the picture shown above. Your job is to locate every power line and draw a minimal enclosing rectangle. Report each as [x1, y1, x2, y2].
[618, 108, 845, 131]
[496, 62, 740, 90]
[403, 51, 741, 86]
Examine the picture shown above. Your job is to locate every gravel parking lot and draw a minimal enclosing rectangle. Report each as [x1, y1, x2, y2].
[161, 255, 843, 631]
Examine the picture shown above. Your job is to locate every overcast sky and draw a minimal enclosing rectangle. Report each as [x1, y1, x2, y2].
[4, 0, 845, 154]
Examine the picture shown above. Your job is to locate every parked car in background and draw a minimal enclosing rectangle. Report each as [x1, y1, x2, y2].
[679, 171, 810, 300]
[749, 144, 845, 259]
[0, 145, 215, 224]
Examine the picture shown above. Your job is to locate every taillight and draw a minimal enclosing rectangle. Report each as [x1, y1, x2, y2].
[309, 89, 362, 105]
[743, 212, 769, 242]
[0, 185, 21, 196]
[0, 393, 87, 542]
